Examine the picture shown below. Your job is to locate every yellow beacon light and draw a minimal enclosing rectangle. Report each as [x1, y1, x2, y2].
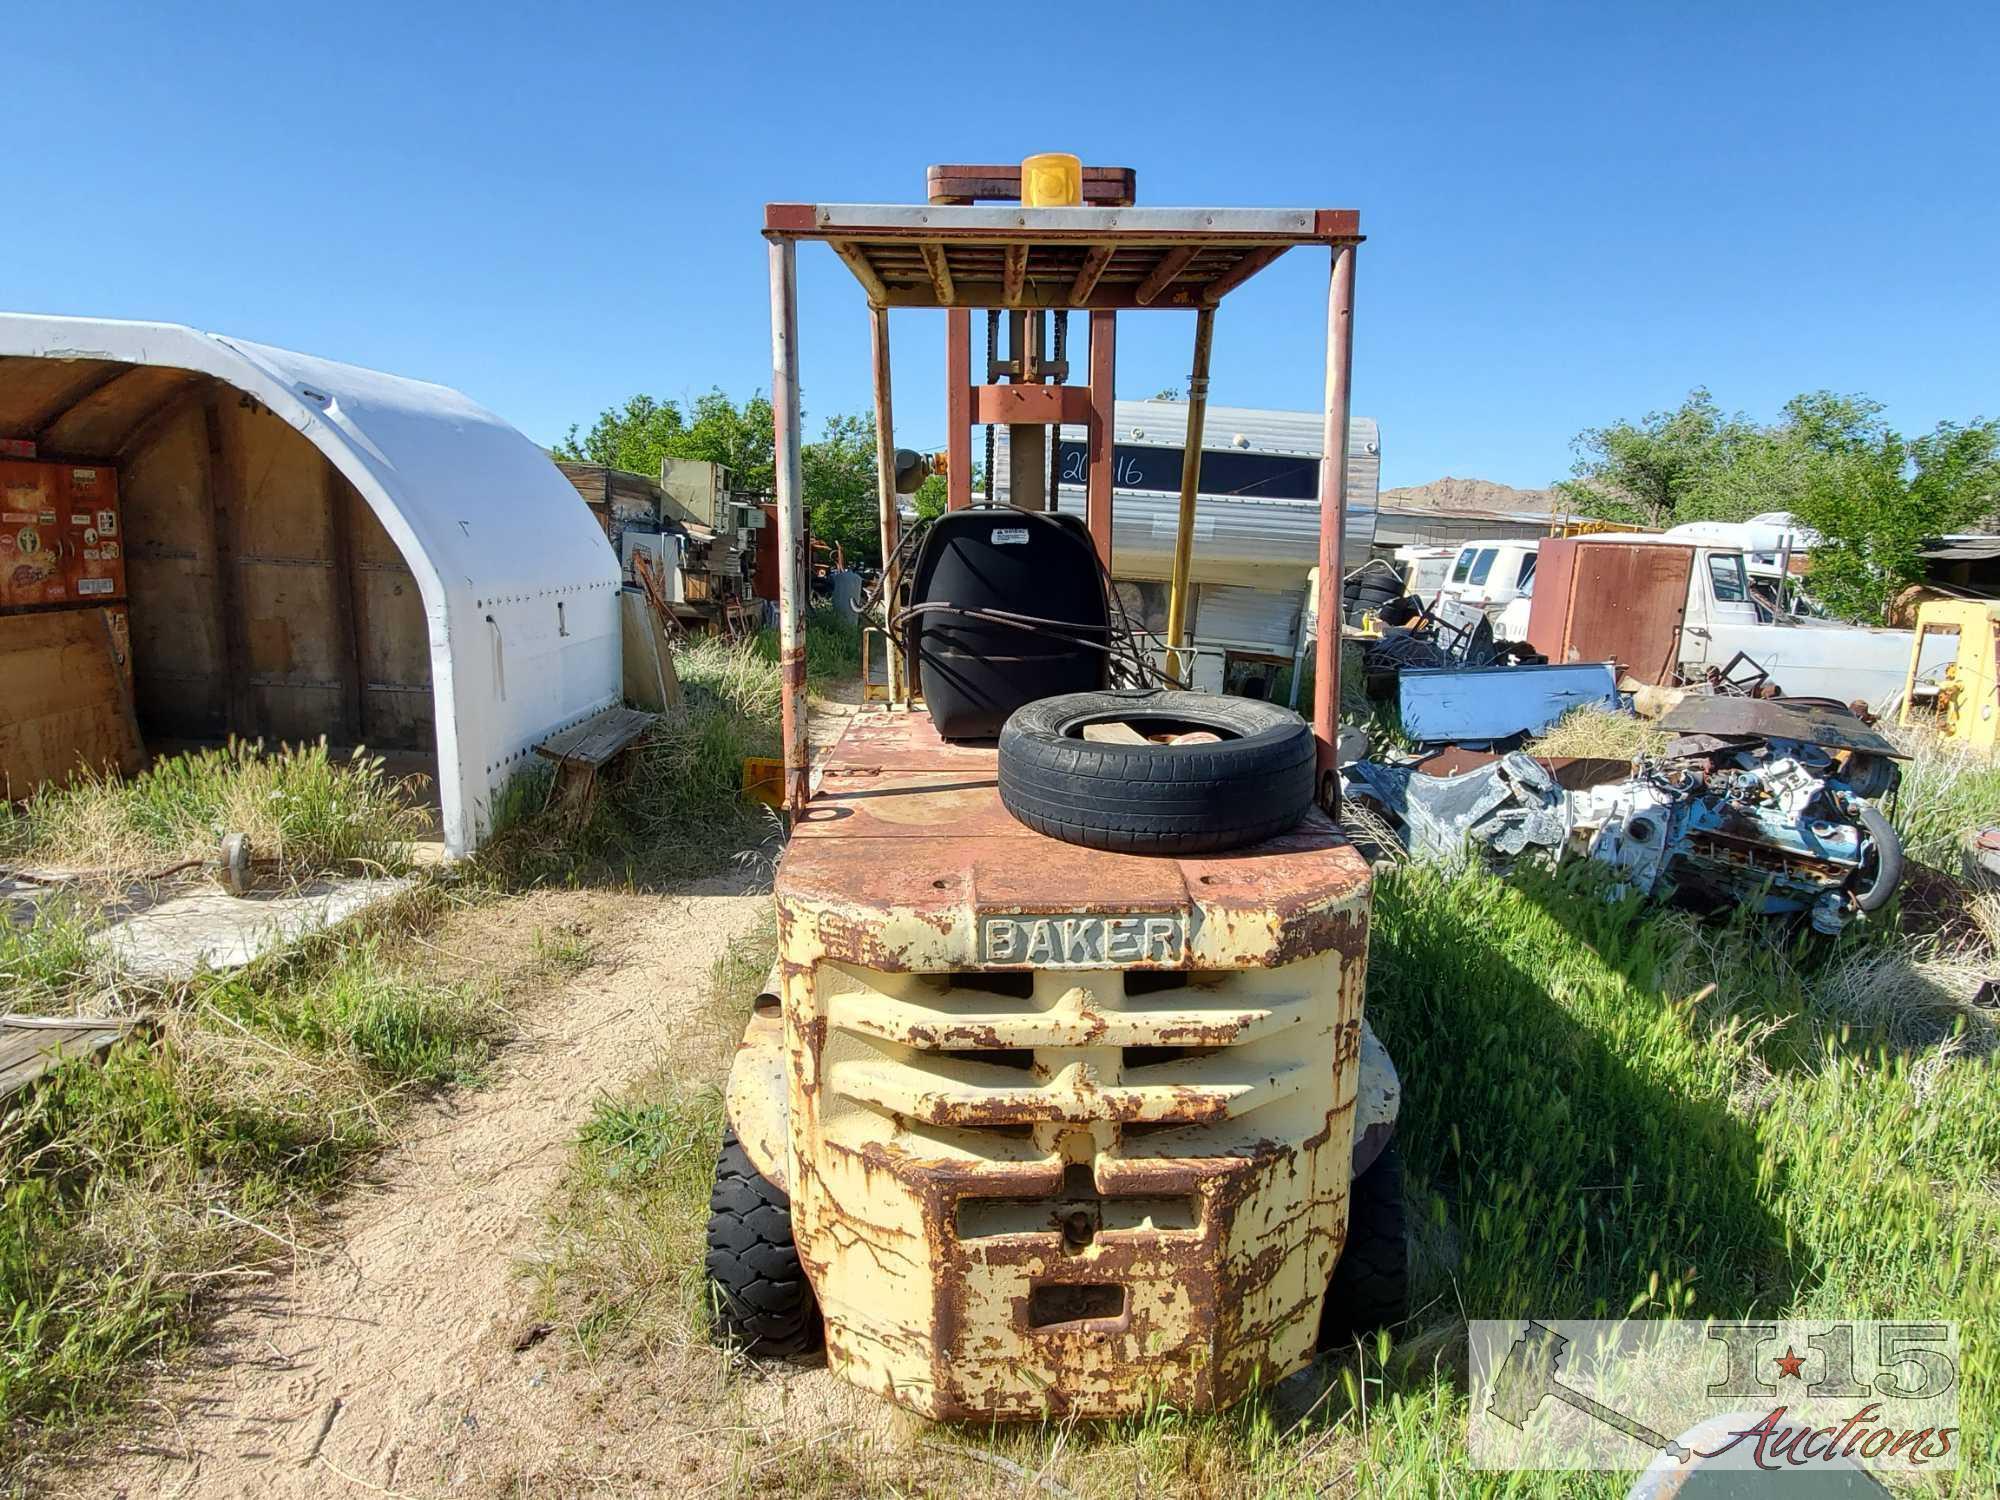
[1020, 152, 1082, 207]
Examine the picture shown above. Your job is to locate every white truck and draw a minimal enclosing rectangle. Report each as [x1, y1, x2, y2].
[1526, 533, 1953, 711]
[1432, 538, 1539, 623]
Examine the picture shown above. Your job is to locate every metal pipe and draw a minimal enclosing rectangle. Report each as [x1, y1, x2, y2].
[1086, 311, 1116, 570]
[1162, 305, 1216, 684]
[1312, 244, 1358, 815]
[768, 238, 810, 815]
[947, 309, 972, 509]
[868, 304, 902, 698]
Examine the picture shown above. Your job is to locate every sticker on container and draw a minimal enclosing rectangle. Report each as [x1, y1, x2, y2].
[96, 510, 116, 535]
[71, 468, 97, 486]
[71, 513, 91, 527]
[83, 548, 100, 561]
[990, 527, 1031, 545]
[38, 511, 55, 525]
[1, 512, 33, 525]
[0, 532, 12, 553]
[77, 576, 114, 595]
[102, 541, 120, 559]
[16, 527, 40, 554]
[83, 527, 97, 544]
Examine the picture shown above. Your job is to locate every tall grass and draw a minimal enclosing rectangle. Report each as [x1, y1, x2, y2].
[0, 738, 429, 881]
[494, 611, 859, 885]
[1888, 727, 2000, 869]
[0, 895, 501, 1460]
[1528, 703, 1666, 760]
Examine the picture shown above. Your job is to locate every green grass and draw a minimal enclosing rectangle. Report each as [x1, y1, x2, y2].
[1887, 727, 2000, 869]
[1528, 703, 1667, 760]
[534, 861, 1998, 1496]
[490, 610, 860, 887]
[0, 737, 429, 882]
[0, 891, 503, 1462]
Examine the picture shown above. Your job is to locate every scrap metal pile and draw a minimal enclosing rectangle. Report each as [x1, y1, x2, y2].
[1346, 696, 1907, 933]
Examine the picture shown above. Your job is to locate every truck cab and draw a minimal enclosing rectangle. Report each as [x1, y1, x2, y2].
[1529, 533, 1955, 709]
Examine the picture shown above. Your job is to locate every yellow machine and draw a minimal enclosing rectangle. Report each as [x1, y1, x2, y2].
[1900, 599, 2000, 750]
[705, 157, 1401, 1421]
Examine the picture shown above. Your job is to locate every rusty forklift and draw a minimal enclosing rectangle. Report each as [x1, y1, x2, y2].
[708, 157, 1404, 1419]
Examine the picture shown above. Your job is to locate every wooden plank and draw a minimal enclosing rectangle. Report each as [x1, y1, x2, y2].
[0, 1016, 137, 1102]
[325, 463, 366, 741]
[620, 591, 682, 714]
[534, 706, 654, 769]
[202, 393, 257, 737]
[0, 610, 144, 796]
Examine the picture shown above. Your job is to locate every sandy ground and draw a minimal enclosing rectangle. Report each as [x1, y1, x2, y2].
[53, 883, 770, 1500]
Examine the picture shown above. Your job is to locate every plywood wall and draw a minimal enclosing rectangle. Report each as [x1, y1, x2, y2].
[120, 385, 434, 749]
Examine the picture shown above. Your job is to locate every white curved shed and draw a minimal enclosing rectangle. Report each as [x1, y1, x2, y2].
[0, 315, 620, 855]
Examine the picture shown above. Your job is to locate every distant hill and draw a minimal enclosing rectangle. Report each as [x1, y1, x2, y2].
[1380, 476, 1556, 513]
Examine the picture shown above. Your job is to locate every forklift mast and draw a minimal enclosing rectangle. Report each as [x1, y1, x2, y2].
[762, 157, 1361, 813]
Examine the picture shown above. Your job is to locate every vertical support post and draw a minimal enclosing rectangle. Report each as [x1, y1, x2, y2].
[868, 304, 902, 698]
[1313, 243, 1358, 815]
[1162, 306, 1216, 684]
[324, 464, 365, 744]
[201, 392, 256, 739]
[946, 308, 973, 510]
[1087, 311, 1116, 570]
[768, 238, 810, 815]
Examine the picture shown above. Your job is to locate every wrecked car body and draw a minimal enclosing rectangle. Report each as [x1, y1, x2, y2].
[1345, 698, 1907, 932]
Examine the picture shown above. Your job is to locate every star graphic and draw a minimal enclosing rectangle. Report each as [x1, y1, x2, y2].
[1774, 1346, 1806, 1379]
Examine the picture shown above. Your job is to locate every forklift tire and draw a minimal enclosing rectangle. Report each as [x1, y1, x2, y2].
[1317, 1142, 1410, 1350]
[997, 689, 1315, 855]
[705, 1129, 823, 1359]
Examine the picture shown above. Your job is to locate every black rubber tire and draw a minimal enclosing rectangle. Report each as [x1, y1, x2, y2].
[705, 1128, 823, 1359]
[997, 689, 1315, 855]
[1318, 1142, 1410, 1350]
[1852, 802, 1905, 913]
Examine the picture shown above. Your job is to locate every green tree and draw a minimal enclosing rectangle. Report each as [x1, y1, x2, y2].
[799, 412, 879, 565]
[554, 393, 687, 475]
[556, 390, 890, 565]
[1783, 395, 2000, 622]
[554, 388, 775, 490]
[1555, 389, 1767, 528]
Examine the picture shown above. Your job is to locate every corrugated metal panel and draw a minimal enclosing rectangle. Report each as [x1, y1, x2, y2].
[1195, 583, 1303, 653]
[1372, 507, 1551, 549]
[992, 399, 1378, 566]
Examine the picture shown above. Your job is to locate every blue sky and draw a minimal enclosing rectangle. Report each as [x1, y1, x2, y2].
[10, 2, 1995, 490]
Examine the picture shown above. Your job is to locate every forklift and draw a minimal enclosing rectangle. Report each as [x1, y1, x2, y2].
[707, 157, 1405, 1419]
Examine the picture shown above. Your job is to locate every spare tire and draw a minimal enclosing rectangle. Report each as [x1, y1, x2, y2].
[997, 689, 1315, 854]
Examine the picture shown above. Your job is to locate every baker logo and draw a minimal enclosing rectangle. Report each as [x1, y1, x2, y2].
[1471, 1319, 1960, 1475]
[979, 912, 1186, 966]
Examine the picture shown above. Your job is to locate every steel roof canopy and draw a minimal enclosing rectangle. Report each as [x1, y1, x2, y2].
[763, 203, 1362, 311]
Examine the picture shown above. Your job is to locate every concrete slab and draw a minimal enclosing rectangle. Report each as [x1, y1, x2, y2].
[96, 877, 412, 980]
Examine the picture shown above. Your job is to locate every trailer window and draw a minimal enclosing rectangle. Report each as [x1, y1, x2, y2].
[1450, 548, 1475, 583]
[1516, 552, 1538, 589]
[1466, 548, 1498, 586]
[1708, 553, 1750, 603]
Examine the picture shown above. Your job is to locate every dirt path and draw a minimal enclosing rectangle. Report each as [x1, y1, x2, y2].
[62, 884, 768, 1500]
